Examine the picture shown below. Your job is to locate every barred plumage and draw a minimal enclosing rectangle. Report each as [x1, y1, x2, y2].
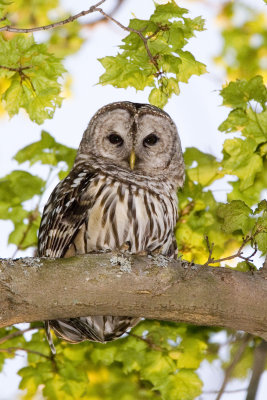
[38, 101, 185, 351]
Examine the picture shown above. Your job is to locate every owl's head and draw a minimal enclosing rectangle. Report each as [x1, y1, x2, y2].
[77, 102, 184, 188]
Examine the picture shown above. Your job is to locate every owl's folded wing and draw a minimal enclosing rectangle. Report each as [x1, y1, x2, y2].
[38, 168, 96, 258]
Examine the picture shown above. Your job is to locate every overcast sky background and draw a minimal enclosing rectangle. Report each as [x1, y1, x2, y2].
[0, 0, 266, 399]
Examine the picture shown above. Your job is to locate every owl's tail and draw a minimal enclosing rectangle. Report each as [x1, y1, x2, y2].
[45, 321, 56, 354]
[45, 316, 141, 345]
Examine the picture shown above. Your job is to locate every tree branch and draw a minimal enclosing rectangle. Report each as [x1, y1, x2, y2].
[0, 0, 107, 33]
[204, 230, 263, 267]
[0, 65, 32, 72]
[246, 340, 267, 400]
[0, 0, 162, 74]
[82, 0, 125, 29]
[0, 325, 42, 344]
[0, 254, 267, 340]
[95, 8, 161, 72]
[215, 334, 251, 400]
[0, 346, 51, 360]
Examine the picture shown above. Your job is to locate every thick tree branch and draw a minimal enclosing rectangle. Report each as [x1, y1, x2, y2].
[261, 255, 267, 276]
[0, 254, 267, 340]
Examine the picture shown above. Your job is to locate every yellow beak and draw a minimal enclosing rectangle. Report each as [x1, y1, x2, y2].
[129, 149, 136, 170]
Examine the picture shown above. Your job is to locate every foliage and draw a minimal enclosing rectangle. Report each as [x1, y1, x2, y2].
[99, 0, 206, 108]
[0, 1, 266, 400]
[0, 131, 75, 251]
[176, 75, 267, 264]
[215, 1, 267, 82]
[0, 0, 83, 122]
[0, 35, 65, 123]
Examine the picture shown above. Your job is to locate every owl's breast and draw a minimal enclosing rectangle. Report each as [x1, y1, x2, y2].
[81, 175, 177, 255]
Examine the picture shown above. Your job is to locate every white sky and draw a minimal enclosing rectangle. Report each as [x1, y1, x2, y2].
[0, 0, 266, 399]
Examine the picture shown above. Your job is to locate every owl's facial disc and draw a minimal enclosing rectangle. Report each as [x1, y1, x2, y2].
[86, 104, 181, 176]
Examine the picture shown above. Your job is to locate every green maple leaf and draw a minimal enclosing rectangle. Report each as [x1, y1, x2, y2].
[0, 34, 65, 124]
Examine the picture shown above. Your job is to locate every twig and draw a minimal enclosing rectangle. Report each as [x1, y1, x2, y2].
[12, 206, 39, 259]
[0, 346, 51, 360]
[203, 388, 248, 395]
[215, 334, 251, 400]
[0, 64, 35, 94]
[0, 15, 7, 23]
[204, 235, 214, 263]
[0, 325, 42, 344]
[0, 65, 32, 72]
[127, 332, 164, 352]
[82, 0, 124, 29]
[204, 230, 264, 267]
[0, 0, 164, 76]
[95, 7, 162, 73]
[246, 340, 267, 400]
[0, 0, 106, 33]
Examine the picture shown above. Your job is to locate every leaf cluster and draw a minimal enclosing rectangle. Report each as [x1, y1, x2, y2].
[0, 0, 84, 122]
[0, 35, 65, 123]
[176, 75, 267, 265]
[99, 0, 206, 108]
[2, 322, 220, 400]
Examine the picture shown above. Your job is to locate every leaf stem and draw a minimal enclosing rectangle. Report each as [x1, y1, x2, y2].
[248, 101, 267, 140]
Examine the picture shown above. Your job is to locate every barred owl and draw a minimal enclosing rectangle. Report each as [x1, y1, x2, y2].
[38, 101, 185, 353]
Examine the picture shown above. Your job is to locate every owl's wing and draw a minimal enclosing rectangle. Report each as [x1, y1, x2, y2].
[38, 167, 97, 258]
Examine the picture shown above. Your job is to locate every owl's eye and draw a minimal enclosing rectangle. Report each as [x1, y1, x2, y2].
[143, 134, 159, 147]
[108, 133, 124, 146]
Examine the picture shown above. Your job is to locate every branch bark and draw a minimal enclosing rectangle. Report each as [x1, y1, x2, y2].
[0, 254, 267, 340]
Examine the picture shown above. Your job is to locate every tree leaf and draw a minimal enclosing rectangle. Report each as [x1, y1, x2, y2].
[220, 76, 267, 110]
[217, 200, 253, 234]
[14, 130, 76, 171]
[159, 370, 202, 400]
[0, 170, 45, 203]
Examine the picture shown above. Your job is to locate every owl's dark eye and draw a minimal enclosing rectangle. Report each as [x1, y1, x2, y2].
[143, 134, 159, 147]
[108, 133, 124, 146]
